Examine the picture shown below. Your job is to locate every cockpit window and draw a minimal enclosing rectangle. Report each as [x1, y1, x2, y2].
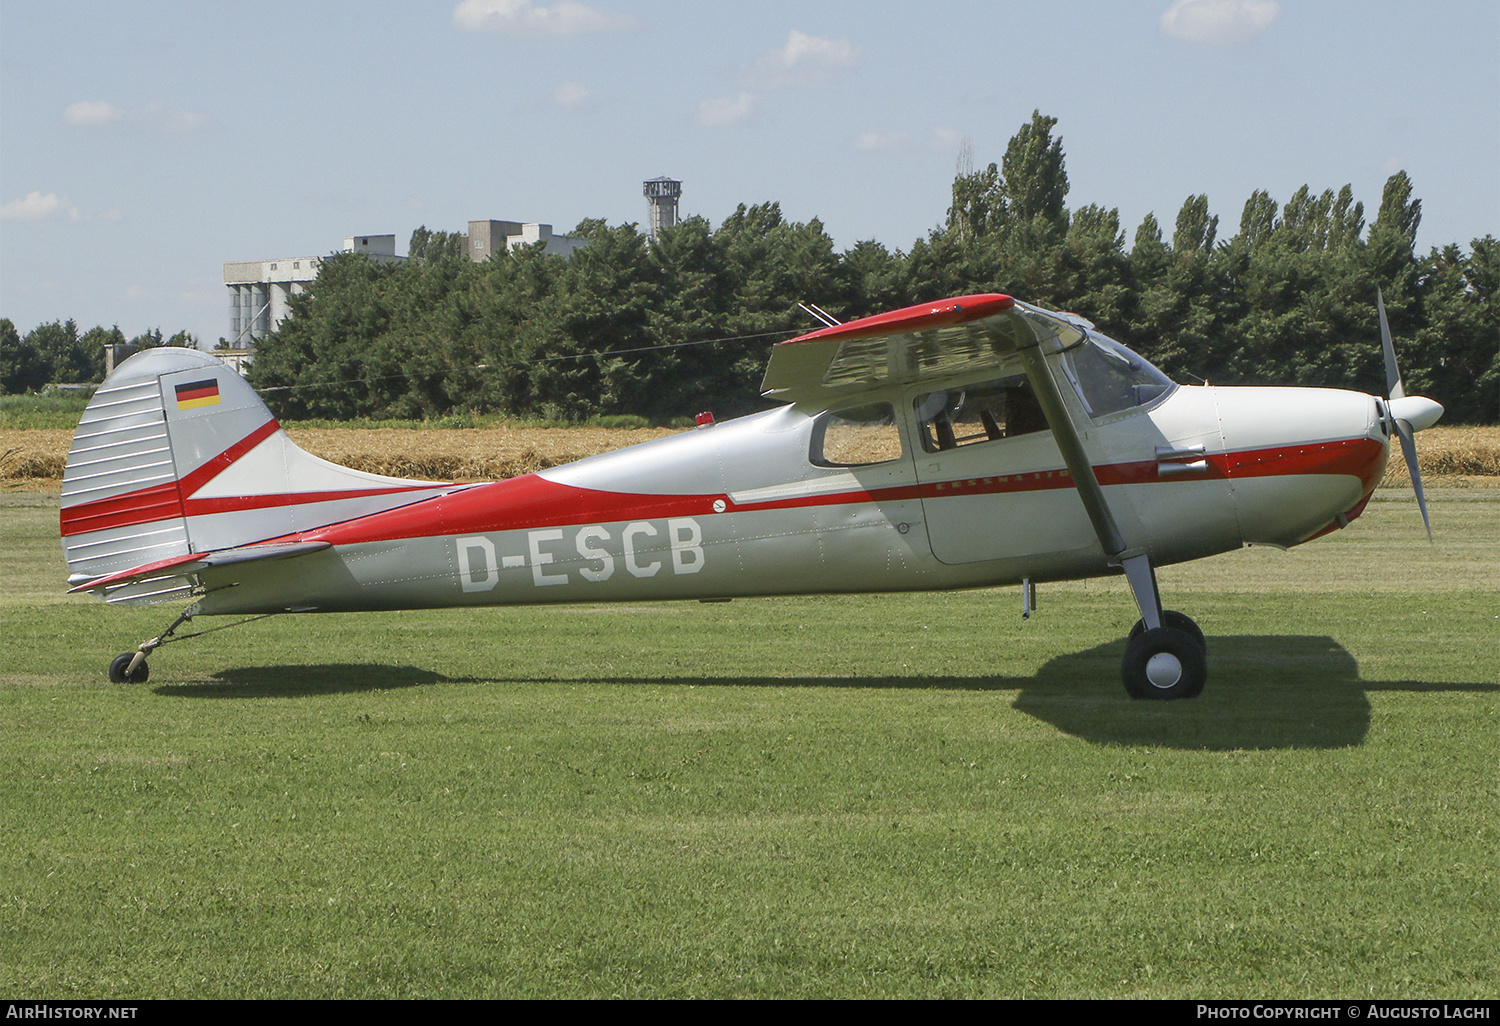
[913, 374, 1048, 453]
[811, 401, 904, 467]
[1059, 332, 1175, 418]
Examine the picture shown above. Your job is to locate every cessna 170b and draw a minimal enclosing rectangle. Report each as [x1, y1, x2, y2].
[61, 292, 1442, 699]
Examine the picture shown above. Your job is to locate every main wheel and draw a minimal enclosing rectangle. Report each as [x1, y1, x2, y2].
[1129, 610, 1206, 655]
[1122, 626, 1206, 700]
[108, 652, 149, 684]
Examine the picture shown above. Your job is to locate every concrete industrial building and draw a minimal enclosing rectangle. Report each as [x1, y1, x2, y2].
[221, 221, 585, 368]
[466, 220, 586, 261]
[643, 177, 681, 238]
[223, 235, 402, 346]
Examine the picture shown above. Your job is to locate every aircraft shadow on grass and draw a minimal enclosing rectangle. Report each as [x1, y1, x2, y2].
[154, 635, 1492, 752]
[154, 664, 461, 699]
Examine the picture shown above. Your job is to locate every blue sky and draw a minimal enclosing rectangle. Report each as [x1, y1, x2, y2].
[2, 1, 1497, 345]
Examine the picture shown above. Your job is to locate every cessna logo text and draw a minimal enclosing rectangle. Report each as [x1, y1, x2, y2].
[456, 519, 705, 591]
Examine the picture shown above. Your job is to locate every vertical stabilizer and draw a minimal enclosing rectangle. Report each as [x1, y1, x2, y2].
[61, 349, 467, 604]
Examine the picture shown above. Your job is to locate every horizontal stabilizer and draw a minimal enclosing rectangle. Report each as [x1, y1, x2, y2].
[68, 541, 331, 598]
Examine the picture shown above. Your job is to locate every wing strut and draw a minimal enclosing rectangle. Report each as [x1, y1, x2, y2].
[1013, 336, 1163, 630]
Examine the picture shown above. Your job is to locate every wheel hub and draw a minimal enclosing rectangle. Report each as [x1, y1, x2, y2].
[1145, 651, 1184, 688]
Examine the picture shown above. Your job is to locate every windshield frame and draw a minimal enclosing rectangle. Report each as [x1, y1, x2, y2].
[1055, 329, 1177, 421]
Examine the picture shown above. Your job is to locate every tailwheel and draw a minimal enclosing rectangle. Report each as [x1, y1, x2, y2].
[1122, 625, 1206, 700]
[108, 652, 149, 684]
[1129, 609, 1206, 655]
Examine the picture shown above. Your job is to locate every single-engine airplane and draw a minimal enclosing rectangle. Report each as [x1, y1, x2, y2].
[61, 292, 1443, 698]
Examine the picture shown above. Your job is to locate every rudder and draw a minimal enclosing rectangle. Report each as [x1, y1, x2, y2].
[61, 348, 464, 604]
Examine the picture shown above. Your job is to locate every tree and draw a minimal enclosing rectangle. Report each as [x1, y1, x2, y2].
[1001, 110, 1070, 236]
[946, 156, 1003, 243]
[1062, 204, 1131, 328]
[1413, 238, 1500, 422]
[1236, 191, 1279, 251]
[1, 319, 48, 393]
[1368, 171, 1422, 290]
[1172, 195, 1218, 256]
[24, 320, 102, 384]
[128, 328, 164, 349]
[78, 326, 125, 379]
[408, 226, 466, 262]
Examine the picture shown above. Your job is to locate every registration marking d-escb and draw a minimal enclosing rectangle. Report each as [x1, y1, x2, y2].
[456, 518, 705, 592]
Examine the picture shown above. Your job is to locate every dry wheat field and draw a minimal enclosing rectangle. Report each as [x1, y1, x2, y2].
[3, 423, 1498, 490]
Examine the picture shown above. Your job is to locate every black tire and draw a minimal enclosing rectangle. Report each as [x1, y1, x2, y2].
[108, 652, 149, 684]
[1129, 610, 1206, 655]
[1122, 626, 1206, 700]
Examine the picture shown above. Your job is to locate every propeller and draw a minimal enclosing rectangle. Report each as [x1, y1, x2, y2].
[1377, 287, 1443, 539]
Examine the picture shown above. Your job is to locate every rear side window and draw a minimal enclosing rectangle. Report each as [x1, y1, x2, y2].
[811, 402, 904, 466]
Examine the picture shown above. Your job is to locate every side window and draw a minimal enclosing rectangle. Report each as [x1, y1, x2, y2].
[913, 375, 1047, 453]
[811, 402, 904, 467]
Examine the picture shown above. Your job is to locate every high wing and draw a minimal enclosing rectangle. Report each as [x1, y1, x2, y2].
[761, 291, 1160, 629]
[759, 293, 1089, 404]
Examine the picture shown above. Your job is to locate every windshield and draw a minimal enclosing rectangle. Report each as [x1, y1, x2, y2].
[1059, 332, 1176, 418]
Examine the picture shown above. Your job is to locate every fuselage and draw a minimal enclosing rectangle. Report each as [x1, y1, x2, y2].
[191, 381, 1391, 617]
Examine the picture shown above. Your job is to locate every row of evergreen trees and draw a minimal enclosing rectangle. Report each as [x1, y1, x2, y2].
[252, 115, 1496, 424]
[0, 321, 197, 395]
[7, 112, 1491, 422]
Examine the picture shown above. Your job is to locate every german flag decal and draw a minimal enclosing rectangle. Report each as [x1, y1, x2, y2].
[174, 379, 221, 410]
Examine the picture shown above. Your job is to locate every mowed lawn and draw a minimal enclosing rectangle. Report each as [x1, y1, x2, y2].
[1, 487, 1495, 999]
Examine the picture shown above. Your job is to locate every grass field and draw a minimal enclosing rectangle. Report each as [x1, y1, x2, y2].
[1, 482, 1495, 999]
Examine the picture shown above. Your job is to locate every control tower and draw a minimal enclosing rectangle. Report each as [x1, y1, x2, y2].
[643, 177, 682, 238]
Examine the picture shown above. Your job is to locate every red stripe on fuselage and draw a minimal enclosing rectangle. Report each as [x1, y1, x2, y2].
[288, 436, 1386, 547]
[60, 422, 1385, 548]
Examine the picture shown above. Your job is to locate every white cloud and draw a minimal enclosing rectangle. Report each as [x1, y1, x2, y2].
[0, 191, 82, 223]
[1161, 0, 1280, 44]
[549, 80, 592, 110]
[852, 130, 910, 152]
[745, 29, 859, 89]
[64, 99, 211, 132]
[696, 91, 756, 129]
[64, 100, 125, 127]
[453, 0, 638, 36]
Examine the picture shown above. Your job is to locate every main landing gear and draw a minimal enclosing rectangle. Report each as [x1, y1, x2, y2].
[1122, 613, 1207, 700]
[1118, 554, 1207, 701]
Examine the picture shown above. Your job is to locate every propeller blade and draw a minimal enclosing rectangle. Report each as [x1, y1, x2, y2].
[1378, 287, 1405, 402]
[1394, 419, 1432, 541]
[1377, 287, 1438, 541]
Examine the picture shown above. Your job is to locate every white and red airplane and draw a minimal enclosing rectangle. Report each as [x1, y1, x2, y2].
[60, 292, 1442, 698]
